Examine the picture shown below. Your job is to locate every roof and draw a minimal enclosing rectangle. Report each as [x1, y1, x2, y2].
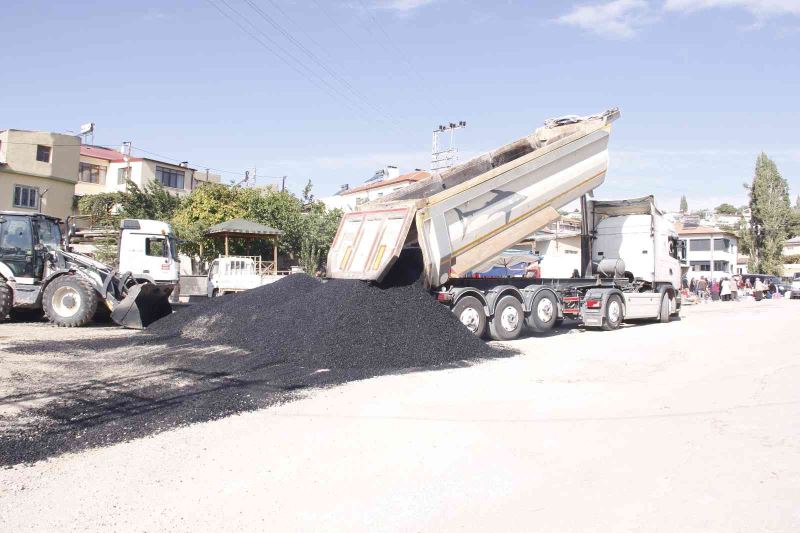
[674, 222, 737, 237]
[205, 218, 284, 237]
[786, 236, 800, 244]
[341, 170, 430, 196]
[80, 145, 196, 170]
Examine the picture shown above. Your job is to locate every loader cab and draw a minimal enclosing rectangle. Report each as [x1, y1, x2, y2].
[0, 212, 62, 281]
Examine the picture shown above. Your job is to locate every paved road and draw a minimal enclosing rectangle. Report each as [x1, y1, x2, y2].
[2, 299, 799, 532]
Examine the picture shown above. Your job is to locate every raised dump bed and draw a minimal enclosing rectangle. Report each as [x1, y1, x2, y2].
[327, 108, 620, 288]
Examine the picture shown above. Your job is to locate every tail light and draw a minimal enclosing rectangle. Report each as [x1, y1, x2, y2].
[437, 292, 452, 302]
[586, 299, 601, 309]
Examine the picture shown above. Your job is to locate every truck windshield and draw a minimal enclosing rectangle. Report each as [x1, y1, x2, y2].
[0, 215, 33, 254]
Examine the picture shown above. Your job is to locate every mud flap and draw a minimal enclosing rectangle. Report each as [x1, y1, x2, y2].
[110, 283, 173, 329]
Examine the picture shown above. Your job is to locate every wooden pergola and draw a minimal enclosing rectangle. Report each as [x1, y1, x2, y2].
[205, 218, 284, 274]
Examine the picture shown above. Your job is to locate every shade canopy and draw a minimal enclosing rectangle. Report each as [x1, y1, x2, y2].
[205, 218, 284, 238]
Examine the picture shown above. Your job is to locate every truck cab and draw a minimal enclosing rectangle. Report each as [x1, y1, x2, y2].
[117, 219, 179, 290]
[206, 257, 263, 297]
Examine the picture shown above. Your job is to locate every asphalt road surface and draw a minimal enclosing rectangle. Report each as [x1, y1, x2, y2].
[2, 298, 799, 532]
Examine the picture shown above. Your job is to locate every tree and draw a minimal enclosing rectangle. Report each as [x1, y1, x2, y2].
[795, 194, 800, 210]
[746, 153, 792, 275]
[301, 179, 315, 204]
[679, 195, 688, 213]
[715, 203, 737, 215]
[121, 179, 181, 221]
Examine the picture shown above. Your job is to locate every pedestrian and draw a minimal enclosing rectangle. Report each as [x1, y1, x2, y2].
[730, 276, 739, 301]
[711, 279, 720, 301]
[720, 277, 731, 302]
[753, 277, 765, 301]
[689, 278, 696, 294]
[698, 276, 709, 302]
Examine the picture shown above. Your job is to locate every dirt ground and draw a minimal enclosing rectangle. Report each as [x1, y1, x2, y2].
[1, 298, 799, 532]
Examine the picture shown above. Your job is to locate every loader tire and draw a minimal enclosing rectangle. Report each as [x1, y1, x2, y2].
[43, 275, 98, 327]
[0, 279, 11, 321]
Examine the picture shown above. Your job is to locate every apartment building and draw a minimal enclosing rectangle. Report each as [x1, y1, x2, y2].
[676, 222, 738, 280]
[0, 129, 80, 220]
[75, 145, 219, 198]
[321, 167, 430, 211]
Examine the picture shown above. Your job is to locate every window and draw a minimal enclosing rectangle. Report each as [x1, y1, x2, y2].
[35, 218, 62, 248]
[156, 165, 185, 189]
[13, 185, 38, 209]
[78, 162, 107, 184]
[565, 249, 579, 254]
[118, 167, 131, 185]
[689, 239, 711, 251]
[36, 145, 51, 163]
[713, 261, 729, 272]
[714, 238, 730, 252]
[145, 237, 167, 257]
[690, 260, 711, 271]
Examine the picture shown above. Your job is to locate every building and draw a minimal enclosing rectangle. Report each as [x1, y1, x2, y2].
[75, 145, 218, 198]
[0, 129, 81, 220]
[321, 168, 430, 211]
[783, 237, 800, 277]
[675, 222, 739, 279]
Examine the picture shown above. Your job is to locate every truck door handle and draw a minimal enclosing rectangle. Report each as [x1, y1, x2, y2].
[143, 269, 150, 273]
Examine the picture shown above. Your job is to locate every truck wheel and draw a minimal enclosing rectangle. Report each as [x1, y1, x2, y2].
[488, 295, 524, 341]
[0, 280, 11, 321]
[602, 295, 623, 331]
[43, 275, 98, 327]
[659, 294, 671, 323]
[452, 296, 486, 337]
[525, 291, 558, 333]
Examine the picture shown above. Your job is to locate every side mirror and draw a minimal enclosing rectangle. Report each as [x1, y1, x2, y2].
[34, 243, 45, 252]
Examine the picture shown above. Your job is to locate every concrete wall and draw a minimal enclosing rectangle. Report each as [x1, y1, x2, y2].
[0, 129, 80, 220]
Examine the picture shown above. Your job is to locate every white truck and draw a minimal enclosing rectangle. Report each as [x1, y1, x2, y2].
[69, 218, 180, 296]
[326, 108, 682, 340]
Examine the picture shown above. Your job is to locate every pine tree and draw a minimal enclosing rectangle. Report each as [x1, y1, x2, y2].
[679, 195, 688, 213]
[747, 153, 791, 275]
[795, 194, 800, 210]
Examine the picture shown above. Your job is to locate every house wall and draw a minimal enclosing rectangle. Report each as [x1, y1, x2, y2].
[679, 233, 739, 279]
[0, 130, 80, 220]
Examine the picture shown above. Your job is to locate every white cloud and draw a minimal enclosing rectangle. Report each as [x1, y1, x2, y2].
[557, 0, 656, 39]
[372, 0, 438, 12]
[664, 0, 800, 19]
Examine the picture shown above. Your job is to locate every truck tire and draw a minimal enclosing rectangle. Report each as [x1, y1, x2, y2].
[43, 275, 98, 327]
[452, 296, 486, 337]
[659, 294, 671, 323]
[488, 295, 524, 341]
[601, 295, 623, 331]
[0, 279, 11, 321]
[525, 291, 558, 334]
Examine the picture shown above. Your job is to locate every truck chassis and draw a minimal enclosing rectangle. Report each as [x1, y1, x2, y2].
[437, 276, 680, 341]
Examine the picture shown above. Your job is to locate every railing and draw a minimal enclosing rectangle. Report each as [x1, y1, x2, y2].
[231, 255, 277, 275]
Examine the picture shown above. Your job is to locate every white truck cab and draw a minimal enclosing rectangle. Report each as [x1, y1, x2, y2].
[117, 219, 180, 290]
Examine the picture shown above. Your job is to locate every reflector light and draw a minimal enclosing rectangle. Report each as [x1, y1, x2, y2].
[586, 299, 601, 309]
[436, 292, 451, 302]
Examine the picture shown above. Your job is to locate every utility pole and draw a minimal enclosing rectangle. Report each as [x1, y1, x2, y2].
[122, 141, 132, 191]
[431, 121, 466, 171]
[281, 176, 286, 192]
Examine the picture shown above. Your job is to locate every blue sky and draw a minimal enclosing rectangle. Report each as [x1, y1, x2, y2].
[2, 0, 799, 210]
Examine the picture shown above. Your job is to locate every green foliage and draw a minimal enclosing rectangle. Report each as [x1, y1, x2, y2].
[679, 195, 688, 213]
[171, 182, 343, 267]
[784, 254, 800, 265]
[298, 237, 322, 274]
[121, 179, 181, 221]
[77, 193, 122, 228]
[714, 203, 737, 215]
[747, 153, 792, 275]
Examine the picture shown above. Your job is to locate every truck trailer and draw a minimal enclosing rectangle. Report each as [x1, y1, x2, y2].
[326, 108, 682, 340]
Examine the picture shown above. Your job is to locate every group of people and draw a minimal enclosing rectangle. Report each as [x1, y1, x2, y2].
[686, 275, 778, 302]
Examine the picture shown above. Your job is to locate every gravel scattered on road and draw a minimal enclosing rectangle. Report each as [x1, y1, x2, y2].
[0, 274, 508, 466]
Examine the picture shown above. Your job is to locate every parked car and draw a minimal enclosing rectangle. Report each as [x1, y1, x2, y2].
[791, 273, 800, 299]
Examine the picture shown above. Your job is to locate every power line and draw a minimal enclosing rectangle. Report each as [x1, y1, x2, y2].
[251, 0, 405, 128]
[206, 0, 401, 133]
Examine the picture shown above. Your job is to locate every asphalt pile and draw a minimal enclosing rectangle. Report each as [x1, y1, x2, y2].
[147, 273, 498, 370]
[2, 270, 509, 465]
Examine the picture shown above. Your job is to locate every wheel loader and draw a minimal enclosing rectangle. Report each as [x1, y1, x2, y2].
[0, 211, 172, 328]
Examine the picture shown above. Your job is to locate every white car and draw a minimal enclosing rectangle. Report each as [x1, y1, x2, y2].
[791, 274, 800, 299]
[207, 257, 263, 297]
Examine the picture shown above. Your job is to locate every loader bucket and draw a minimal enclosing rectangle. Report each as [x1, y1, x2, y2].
[110, 283, 173, 329]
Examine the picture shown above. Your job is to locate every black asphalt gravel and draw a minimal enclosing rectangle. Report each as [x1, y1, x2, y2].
[1, 272, 510, 466]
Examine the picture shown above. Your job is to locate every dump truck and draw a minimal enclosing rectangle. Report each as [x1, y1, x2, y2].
[0, 212, 173, 328]
[327, 108, 682, 340]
